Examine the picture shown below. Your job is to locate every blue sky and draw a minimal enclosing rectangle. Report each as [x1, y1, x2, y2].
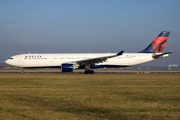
[0, 0, 180, 66]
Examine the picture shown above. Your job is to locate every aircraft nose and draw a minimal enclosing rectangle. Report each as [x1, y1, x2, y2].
[5, 59, 10, 65]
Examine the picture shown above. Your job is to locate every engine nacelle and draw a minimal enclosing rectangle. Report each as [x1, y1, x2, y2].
[61, 63, 77, 72]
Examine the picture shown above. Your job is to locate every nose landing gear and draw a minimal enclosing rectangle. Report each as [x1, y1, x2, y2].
[21, 70, 24, 74]
[21, 68, 24, 74]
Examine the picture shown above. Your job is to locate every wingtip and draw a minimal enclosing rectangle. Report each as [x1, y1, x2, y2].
[116, 51, 124, 56]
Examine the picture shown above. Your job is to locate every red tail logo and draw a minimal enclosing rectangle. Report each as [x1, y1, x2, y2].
[140, 31, 170, 53]
[151, 36, 168, 53]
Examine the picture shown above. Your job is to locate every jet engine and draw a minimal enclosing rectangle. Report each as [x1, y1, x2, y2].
[61, 63, 77, 72]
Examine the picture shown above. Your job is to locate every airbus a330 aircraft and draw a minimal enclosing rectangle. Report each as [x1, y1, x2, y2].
[5, 31, 173, 74]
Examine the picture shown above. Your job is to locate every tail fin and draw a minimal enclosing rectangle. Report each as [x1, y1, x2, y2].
[140, 31, 170, 53]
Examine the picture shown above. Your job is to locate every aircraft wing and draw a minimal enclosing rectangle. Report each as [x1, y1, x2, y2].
[71, 51, 124, 66]
[152, 52, 174, 59]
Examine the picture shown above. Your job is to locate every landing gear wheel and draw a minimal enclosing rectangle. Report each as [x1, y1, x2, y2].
[21, 70, 24, 74]
[84, 70, 94, 74]
[84, 70, 90, 74]
[90, 70, 94, 74]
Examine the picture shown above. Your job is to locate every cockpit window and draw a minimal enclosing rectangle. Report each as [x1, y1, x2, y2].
[10, 58, 13, 60]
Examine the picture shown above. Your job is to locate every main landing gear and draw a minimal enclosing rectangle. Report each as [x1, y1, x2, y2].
[84, 65, 94, 74]
[84, 70, 94, 74]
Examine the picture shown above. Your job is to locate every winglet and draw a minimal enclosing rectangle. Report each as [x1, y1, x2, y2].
[116, 51, 124, 56]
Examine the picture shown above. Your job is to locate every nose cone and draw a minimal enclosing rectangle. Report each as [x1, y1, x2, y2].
[5, 59, 14, 67]
[5, 59, 10, 65]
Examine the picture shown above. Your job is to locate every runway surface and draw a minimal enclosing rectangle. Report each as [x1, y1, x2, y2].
[1, 69, 180, 74]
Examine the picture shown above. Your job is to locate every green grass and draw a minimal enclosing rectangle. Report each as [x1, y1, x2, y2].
[0, 73, 180, 120]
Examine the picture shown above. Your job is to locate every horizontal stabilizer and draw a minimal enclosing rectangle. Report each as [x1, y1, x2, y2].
[152, 52, 174, 59]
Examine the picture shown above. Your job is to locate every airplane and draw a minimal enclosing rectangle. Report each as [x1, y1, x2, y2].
[5, 31, 173, 74]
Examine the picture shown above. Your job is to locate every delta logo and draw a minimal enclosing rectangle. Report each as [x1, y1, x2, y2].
[24, 55, 42, 59]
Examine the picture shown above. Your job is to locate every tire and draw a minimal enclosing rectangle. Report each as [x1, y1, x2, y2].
[90, 70, 94, 74]
[84, 70, 90, 74]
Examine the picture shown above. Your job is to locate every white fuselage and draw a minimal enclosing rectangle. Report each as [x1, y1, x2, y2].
[5, 53, 159, 68]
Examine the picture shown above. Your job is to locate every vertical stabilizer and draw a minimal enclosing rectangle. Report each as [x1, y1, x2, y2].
[140, 31, 170, 53]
